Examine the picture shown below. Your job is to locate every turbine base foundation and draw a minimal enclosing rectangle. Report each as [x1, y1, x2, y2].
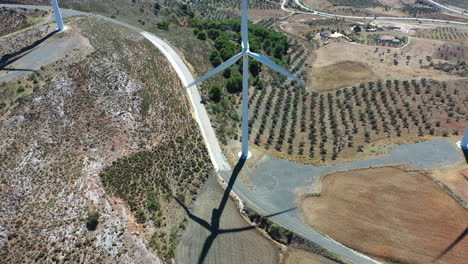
[238, 151, 252, 160]
[456, 141, 468, 150]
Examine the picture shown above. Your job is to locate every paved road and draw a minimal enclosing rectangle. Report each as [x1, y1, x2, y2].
[425, 0, 467, 17]
[287, 0, 468, 25]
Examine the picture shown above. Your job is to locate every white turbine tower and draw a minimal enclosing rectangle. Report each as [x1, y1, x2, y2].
[456, 127, 468, 149]
[186, 0, 307, 159]
[51, 0, 65, 31]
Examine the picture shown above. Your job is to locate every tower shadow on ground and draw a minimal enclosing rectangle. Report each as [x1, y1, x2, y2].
[0, 29, 58, 71]
[462, 148, 468, 164]
[173, 158, 295, 264]
[434, 227, 467, 262]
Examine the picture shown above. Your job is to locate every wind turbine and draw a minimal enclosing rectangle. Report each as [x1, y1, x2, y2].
[51, 0, 65, 31]
[186, 0, 307, 159]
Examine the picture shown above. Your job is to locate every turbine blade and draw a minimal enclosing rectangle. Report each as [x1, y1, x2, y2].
[179, 52, 243, 94]
[248, 52, 308, 87]
[241, 0, 249, 49]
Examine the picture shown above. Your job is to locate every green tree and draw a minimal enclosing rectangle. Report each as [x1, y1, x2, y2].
[249, 60, 262, 77]
[223, 67, 232, 78]
[253, 76, 264, 89]
[209, 85, 222, 102]
[220, 45, 236, 61]
[197, 31, 207, 40]
[226, 76, 243, 93]
[212, 56, 222, 67]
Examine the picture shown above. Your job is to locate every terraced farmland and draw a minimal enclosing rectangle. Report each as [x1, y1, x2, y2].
[248, 43, 468, 162]
[188, 0, 281, 21]
[417, 27, 468, 41]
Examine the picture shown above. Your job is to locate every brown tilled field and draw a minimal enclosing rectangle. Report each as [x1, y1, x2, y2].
[282, 248, 339, 264]
[301, 167, 468, 264]
[175, 174, 280, 264]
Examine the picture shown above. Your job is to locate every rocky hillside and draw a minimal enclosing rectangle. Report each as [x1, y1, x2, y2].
[0, 7, 47, 36]
[0, 16, 211, 264]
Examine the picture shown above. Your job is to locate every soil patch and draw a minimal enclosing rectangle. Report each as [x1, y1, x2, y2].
[310, 60, 378, 91]
[301, 167, 468, 264]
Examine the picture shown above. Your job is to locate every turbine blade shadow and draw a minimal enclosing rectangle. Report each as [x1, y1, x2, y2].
[197, 233, 217, 264]
[177, 51, 243, 94]
[173, 195, 212, 231]
[263, 207, 296, 218]
[219, 225, 255, 234]
[0, 68, 37, 73]
[434, 227, 467, 261]
[248, 51, 309, 88]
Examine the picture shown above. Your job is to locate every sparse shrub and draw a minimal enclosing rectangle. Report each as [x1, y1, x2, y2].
[17, 86, 25, 93]
[86, 212, 100, 231]
[156, 20, 169, 30]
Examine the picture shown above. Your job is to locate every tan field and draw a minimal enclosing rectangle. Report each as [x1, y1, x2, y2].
[310, 60, 379, 91]
[301, 167, 468, 264]
[309, 37, 466, 90]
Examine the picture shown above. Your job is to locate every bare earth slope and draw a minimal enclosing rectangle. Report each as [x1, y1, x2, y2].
[301, 167, 468, 264]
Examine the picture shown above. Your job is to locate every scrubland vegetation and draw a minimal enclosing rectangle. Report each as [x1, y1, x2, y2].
[100, 129, 212, 260]
[0, 7, 47, 37]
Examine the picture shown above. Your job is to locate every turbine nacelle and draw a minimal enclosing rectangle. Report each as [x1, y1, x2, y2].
[241, 42, 249, 54]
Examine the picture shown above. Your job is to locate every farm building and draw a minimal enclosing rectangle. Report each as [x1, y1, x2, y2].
[378, 35, 401, 44]
[320, 31, 331, 38]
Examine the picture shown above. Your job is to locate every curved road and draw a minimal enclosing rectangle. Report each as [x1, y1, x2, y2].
[425, 0, 467, 17]
[287, 0, 468, 25]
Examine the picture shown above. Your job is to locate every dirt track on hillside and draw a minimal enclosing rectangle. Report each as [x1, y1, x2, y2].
[301, 167, 468, 264]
